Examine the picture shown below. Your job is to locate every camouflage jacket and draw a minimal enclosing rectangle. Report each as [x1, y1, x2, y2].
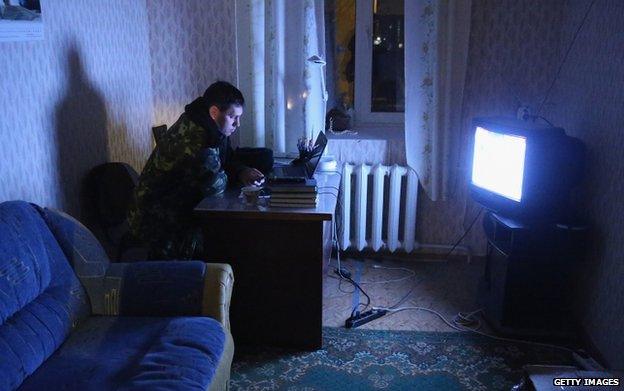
[129, 97, 246, 259]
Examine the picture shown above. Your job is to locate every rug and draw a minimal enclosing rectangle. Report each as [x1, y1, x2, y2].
[230, 327, 574, 390]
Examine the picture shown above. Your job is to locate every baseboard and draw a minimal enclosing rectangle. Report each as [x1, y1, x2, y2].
[341, 249, 486, 263]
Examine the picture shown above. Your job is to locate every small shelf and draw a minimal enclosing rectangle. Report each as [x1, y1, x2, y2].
[480, 211, 587, 338]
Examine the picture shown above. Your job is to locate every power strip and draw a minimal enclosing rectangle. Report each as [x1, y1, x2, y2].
[345, 309, 387, 328]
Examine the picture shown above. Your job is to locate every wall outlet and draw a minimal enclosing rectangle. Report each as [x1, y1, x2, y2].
[517, 106, 531, 121]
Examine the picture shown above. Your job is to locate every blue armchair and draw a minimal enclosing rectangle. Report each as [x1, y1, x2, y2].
[0, 201, 234, 390]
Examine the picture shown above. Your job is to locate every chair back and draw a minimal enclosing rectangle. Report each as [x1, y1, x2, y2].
[84, 162, 141, 260]
[152, 125, 167, 146]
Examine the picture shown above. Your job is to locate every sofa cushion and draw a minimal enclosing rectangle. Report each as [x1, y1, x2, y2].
[18, 316, 226, 390]
[0, 201, 91, 391]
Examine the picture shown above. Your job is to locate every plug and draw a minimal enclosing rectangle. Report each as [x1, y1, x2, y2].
[517, 105, 531, 121]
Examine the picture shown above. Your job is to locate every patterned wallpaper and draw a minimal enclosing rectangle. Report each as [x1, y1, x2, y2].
[545, 0, 624, 370]
[452, 0, 565, 252]
[146, 0, 237, 130]
[0, 0, 154, 218]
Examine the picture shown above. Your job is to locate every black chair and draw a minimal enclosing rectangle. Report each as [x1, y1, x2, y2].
[152, 124, 167, 146]
[85, 162, 145, 261]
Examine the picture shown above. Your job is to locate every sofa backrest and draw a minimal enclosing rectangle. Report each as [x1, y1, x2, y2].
[0, 201, 91, 390]
[39, 206, 112, 315]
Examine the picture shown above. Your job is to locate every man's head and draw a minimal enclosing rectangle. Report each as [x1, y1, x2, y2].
[203, 81, 245, 137]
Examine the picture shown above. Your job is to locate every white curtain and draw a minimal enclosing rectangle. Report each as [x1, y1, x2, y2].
[404, 0, 472, 201]
[236, 0, 326, 154]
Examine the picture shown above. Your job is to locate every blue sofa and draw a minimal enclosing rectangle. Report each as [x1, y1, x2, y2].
[0, 201, 234, 390]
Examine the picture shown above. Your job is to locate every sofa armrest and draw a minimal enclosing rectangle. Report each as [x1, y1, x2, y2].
[201, 263, 234, 331]
[92, 261, 233, 326]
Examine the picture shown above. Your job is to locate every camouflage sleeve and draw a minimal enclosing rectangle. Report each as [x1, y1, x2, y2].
[158, 120, 227, 197]
[196, 147, 228, 196]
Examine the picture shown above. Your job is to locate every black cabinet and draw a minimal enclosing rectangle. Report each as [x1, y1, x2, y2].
[480, 212, 586, 337]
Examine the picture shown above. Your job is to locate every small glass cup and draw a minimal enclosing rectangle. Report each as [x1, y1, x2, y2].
[241, 186, 262, 206]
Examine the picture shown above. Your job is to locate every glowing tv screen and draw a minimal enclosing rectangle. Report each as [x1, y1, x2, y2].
[471, 126, 526, 202]
[469, 117, 585, 221]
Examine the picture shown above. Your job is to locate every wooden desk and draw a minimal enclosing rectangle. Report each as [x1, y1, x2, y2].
[194, 172, 340, 350]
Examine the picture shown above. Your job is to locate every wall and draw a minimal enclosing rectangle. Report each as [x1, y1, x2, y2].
[544, 0, 624, 369]
[459, 0, 624, 368]
[147, 0, 238, 130]
[0, 0, 153, 218]
[0, 0, 240, 219]
[453, 0, 566, 252]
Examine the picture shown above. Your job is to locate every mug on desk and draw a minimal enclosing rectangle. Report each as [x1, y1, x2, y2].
[241, 186, 262, 205]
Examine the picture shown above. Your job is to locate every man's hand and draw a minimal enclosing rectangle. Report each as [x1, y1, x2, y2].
[239, 167, 265, 186]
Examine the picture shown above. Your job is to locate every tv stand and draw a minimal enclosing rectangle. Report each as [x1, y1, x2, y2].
[479, 212, 587, 338]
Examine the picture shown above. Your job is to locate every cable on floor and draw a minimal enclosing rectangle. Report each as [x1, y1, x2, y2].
[372, 306, 577, 355]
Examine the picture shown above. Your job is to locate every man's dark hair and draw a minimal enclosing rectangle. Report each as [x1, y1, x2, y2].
[203, 81, 245, 111]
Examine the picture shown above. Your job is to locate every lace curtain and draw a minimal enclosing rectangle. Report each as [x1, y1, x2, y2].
[236, 0, 326, 154]
[404, 0, 472, 201]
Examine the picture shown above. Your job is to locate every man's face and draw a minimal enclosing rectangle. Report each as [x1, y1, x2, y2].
[212, 104, 243, 137]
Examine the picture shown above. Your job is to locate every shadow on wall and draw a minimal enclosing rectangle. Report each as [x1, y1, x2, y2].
[54, 43, 108, 220]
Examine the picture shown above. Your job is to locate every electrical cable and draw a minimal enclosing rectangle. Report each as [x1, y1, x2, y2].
[326, 264, 416, 285]
[386, 285, 417, 310]
[537, 0, 597, 115]
[337, 276, 356, 294]
[384, 260, 451, 310]
[536, 115, 555, 127]
[329, 217, 372, 317]
[372, 306, 577, 354]
[360, 265, 416, 284]
[444, 208, 483, 259]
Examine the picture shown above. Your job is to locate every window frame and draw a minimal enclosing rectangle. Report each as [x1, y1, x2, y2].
[353, 0, 404, 128]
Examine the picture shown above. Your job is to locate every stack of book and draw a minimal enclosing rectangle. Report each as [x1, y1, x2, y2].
[268, 178, 318, 208]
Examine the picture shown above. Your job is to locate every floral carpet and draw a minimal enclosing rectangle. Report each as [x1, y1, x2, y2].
[230, 327, 574, 390]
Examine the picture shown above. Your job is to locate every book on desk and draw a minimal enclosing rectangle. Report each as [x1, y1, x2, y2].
[268, 178, 318, 207]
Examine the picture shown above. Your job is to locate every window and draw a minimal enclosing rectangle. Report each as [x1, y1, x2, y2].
[326, 0, 404, 128]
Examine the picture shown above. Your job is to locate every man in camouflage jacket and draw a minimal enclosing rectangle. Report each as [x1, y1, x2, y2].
[129, 81, 264, 259]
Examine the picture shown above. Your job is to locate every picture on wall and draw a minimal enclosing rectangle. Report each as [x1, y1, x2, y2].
[0, 0, 43, 42]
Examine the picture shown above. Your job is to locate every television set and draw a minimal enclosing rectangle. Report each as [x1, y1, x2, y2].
[469, 117, 585, 222]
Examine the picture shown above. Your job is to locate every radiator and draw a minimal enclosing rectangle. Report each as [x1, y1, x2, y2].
[339, 163, 418, 253]
[337, 163, 472, 260]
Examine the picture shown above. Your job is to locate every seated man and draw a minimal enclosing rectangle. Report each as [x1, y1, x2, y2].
[129, 81, 263, 259]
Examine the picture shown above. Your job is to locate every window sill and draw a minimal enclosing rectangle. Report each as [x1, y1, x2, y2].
[326, 123, 404, 141]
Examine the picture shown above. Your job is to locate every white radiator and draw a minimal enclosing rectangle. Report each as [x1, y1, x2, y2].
[337, 163, 472, 260]
[339, 163, 418, 253]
